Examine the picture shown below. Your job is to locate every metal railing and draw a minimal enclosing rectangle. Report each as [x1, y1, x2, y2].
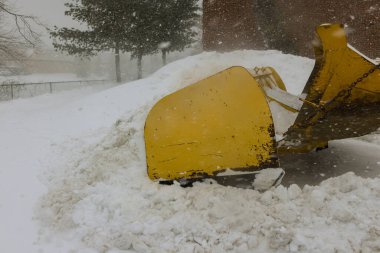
[0, 79, 113, 101]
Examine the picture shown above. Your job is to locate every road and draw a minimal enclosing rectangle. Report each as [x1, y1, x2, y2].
[281, 138, 380, 187]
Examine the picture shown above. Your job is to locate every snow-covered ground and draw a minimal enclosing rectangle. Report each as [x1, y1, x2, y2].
[0, 73, 113, 101]
[0, 50, 379, 253]
[0, 73, 86, 84]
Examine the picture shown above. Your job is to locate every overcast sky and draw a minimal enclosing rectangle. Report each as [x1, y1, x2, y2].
[12, 0, 74, 26]
[9, 0, 78, 45]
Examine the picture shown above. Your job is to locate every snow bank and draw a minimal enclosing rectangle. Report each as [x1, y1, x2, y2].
[40, 118, 380, 253]
[37, 51, 379, 253]
[1, 50, 379, 253]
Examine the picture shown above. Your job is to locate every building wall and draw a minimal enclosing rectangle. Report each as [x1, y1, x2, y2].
[274, 0, 380, 58]
[203, 0, 380, 59]
[203, 0, 265, 51]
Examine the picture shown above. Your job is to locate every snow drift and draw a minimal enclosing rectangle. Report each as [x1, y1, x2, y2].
[1, 50, 379, 253]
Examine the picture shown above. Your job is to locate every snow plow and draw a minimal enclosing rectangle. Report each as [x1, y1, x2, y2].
[144, 23, 380, 189]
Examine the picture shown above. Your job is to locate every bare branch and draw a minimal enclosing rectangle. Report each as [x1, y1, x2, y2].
[0, 1, 42, 47]
[0, 1, 45, 74]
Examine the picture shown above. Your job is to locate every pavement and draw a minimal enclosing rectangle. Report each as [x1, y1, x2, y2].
[281, 139, 380, 187]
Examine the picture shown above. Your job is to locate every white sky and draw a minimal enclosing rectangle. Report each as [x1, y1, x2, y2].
[9, 0, 78, 45]
[11, 0, 74, 27]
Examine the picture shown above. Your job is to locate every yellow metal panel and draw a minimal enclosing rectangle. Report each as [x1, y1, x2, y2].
[145, 67, 278, 181]
[301, 23, 380, 106]
[280, 23, 380, 154]
[267, 67, 287, 91]
[249, 67, 287, 91]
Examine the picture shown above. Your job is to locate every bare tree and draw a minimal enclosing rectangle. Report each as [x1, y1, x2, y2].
[0, 0, 41, 74]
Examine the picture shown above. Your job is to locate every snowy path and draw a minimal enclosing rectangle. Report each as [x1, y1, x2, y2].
[0, 91, 82, 252]
[0, 87, 116, 252]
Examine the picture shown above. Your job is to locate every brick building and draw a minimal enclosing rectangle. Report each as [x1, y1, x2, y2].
[202, 0, 265, 51]
[203, 0, 380, 59]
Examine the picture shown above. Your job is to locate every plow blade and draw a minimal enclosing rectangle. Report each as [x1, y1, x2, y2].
[144, 23, 379, 188]
[280, 23, 380, 153]
[145, 67, 279, 183]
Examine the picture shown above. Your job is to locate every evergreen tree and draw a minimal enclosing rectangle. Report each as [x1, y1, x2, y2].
[121, 1, 161, 79]
[51, 1, 131, 82]
[52, 0, 200, 81]
[118, 0, 199, 78]
[51, 0, 153, 82]
[153, 0, 200, 66]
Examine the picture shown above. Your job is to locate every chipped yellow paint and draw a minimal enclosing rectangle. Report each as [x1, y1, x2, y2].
[144, 67, 278, 181]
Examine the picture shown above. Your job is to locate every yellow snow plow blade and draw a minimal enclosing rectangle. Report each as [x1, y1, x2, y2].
[145, 67, 279, 182]
[280, 23, 380, 153]
[144, 23, 379, 187]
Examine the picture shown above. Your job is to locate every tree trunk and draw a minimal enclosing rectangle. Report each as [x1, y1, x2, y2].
[137, 53, 143, 79]
[162, 49, 167, 66]
[115, 43, 121, 83]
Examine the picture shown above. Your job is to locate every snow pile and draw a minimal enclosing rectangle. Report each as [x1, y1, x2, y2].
[36, 50, 380, 253]
[39, 116, 380, 253]
[1, 50, 379, 253]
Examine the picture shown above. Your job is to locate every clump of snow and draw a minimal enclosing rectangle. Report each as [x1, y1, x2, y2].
[1, 50, 380, 253]
[158, 41, 171, 49]
[252, 168, 285, 191]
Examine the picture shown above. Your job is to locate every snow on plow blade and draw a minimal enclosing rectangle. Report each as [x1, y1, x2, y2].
[279, 23, 380, 153]
[144, 67, 279, 186]
[144, 23, 379, 189]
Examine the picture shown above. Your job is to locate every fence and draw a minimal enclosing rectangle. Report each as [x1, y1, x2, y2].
[0, 79, 113, 101]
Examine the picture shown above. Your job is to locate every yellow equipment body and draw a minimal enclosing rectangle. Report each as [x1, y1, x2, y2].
[144, 23, 380, 187]
[145, 67, 278, 181]
[281, 23, 380, 153]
